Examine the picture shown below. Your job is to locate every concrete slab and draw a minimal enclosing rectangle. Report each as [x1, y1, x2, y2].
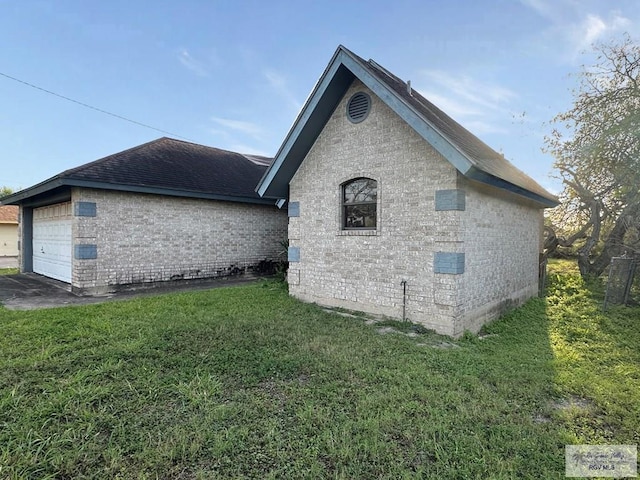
[0, 272, 265, 310]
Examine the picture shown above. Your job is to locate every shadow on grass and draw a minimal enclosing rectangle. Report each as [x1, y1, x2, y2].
[3, 271, 638, 478]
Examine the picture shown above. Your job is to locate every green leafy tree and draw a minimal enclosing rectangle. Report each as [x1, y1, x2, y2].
[0, 186, 13, 199]
[545, 34, 640, 277]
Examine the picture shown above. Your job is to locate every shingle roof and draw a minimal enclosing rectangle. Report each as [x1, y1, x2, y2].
[359, 57, 554, 203]
[257, 45, 558, 207]
[62, 137, 270, 198]
[2, 138, 275, 206]
[0, 205, 18, 223]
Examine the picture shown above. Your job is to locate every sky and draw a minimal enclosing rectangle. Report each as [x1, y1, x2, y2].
[0, 0, 638, 195]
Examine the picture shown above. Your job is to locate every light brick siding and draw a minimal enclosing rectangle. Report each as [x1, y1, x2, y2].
[289, 79, 458, 333]
[458, 178, 543, 334]
[71, 188, 288, 293]
[288, 79, 543, 336]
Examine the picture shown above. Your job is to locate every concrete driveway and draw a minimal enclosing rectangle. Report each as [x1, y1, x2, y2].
[0, 273, 262, 310]
[0, 273, 83, 310]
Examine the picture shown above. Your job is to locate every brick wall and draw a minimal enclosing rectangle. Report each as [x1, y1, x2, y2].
[288, 79, 544, 336]
[289, 79, 460, 333]
[71, 188, 288, 293]
[457, 178, 543, 334]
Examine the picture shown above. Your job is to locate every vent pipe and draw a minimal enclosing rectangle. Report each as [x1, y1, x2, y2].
[400, 280, 407, 321]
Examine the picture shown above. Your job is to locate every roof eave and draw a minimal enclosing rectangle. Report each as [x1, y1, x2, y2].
[2, 178, 276, 206]
[466, 166, 559, 208]
[258, 45, 557, 206]
[0, 177, 67, 205]
[256, 46, 477, 199]
[341, 53, 476, 177]
[257, 47, 355, 199]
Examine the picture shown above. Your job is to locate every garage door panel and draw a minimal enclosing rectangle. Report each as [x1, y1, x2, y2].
[33, 203, 72, 283]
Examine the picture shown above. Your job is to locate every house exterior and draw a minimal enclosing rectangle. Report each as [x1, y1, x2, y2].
[257, 46, 558, 337]
[2, 138, 288, 294]
[0, 206, 19, 257]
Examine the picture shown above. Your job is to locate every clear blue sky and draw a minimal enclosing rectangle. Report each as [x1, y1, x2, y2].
[1, 0, 637, 194]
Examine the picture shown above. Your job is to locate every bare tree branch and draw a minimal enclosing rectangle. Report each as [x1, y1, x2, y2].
[544, 34, 640, 278]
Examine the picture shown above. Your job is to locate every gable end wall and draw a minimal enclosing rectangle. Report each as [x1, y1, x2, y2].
[288, 79, 543, 336]
[288, 80, 462, 334]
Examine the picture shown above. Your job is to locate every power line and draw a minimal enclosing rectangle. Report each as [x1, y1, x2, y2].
[0, 71, 194, 141]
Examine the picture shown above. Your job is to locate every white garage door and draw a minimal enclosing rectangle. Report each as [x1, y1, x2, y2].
[33, 202, 73, 283]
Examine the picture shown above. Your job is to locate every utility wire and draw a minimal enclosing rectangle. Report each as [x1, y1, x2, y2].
[0, 71, 194, 141]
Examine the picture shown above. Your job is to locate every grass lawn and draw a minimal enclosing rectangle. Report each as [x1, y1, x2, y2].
[0, 261, 638, 479]
[0, 268, 18, 276]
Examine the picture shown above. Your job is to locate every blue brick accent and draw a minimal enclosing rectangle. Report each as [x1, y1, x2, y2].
[288, 201, 300, 217]
[74, 201, 97, 217]
[288, 246, 300, 262]
[434, 252, 465, 274]
[74, 244, 98, 260]
[435, 189, 465, 211]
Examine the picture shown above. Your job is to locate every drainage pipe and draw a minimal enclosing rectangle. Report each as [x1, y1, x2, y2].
[400, 280, 407, 322]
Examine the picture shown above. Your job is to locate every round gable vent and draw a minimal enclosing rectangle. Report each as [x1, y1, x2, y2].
[346, 92, 371, 123]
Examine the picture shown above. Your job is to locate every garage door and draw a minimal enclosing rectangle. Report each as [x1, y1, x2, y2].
[33, 202, 72, 283]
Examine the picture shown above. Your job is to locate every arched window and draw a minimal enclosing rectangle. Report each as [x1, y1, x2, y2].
[342, 178, 377, 229]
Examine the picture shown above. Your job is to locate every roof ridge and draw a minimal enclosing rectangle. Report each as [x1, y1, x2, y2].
[155, 137, 273, 162]
[361, 53, 555, 200]
[407, 87, 498, 158]
[362, 56, 483, 163]
[366, 59, 462, 132]
[257, 44, 558, 206]
[62, 137, 271, 179]
[2, 138, 277, 206]
[367, 59, 406, 85]
[62, 137, 169, 177]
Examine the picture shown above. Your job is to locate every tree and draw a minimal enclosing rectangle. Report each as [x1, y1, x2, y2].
[544, 34, 640, 278]
[0, 186, 13, 198]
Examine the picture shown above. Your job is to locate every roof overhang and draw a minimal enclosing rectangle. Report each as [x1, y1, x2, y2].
[256, 47, 477, 199]
[256, 49, 355, 199]
[1, 177, 277, 207]
[256, 45, 558, 208]
[465, 167, 558, 208]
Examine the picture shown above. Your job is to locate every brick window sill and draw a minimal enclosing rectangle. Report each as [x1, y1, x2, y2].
[337, 230, 379, 236]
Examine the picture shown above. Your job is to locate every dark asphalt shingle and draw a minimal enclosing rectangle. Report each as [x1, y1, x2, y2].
[257, 45, 557, 206]
[358, 53, 554, 202]
[62, 137, 271, 199]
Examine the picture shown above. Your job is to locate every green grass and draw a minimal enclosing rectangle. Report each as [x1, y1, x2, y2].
[0, 268, 18, 275]
[0, 265, 638, 479]
[545, 259, 640, 445]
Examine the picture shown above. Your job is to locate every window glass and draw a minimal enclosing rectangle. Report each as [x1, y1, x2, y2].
[342, 178, 377, 229]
